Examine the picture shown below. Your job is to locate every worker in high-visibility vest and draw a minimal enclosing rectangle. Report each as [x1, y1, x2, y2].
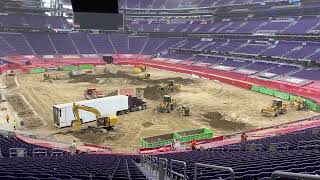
[6, 114, 10, 124]
[70, 140, 77, 155]
[12, 120, 17, 130]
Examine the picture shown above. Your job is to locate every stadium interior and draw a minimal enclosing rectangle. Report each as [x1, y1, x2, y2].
[0, 0, 320, 179]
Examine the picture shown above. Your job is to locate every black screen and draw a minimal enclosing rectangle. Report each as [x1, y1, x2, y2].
[71, 0, 123, 30]
[71, 0, 119, 13]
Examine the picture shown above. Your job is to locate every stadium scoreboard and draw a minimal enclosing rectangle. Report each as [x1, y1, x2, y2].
[71, 0, 123, 30]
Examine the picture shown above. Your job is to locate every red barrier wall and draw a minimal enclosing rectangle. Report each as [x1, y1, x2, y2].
[0, 64, 9, 74]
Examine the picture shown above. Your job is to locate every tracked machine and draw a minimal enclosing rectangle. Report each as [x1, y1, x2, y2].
[72, 103, 118, 132]
[261, 99, 288, 117]
[157, 95, 177, 113]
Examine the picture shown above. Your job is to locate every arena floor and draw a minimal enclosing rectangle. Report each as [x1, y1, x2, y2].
[3, 65, 319, 152]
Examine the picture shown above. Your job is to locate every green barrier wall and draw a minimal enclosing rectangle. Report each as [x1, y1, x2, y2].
[251, 85, 260, 92]
[274, 91, 290, 100]
[251, 86, 320, 112]
[79, 64, 94, 70]
[29, 68, 46, 74]
[140, 128, 214, 148]
[259, 87, 275, 96]
[62, 65, 78, 71]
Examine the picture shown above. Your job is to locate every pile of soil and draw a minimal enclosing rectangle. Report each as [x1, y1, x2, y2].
[68, 71, 136, 84]
[69, 71, 194, 86]
[7, 94, 44, 129]
[4, 76, 17, 89]
[58, 128, 122, 145]
[202, 112, 249, 131]
[142, 122, 154, 128]
[143, 85, 163, 100]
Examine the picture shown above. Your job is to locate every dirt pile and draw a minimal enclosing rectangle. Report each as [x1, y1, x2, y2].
[68, 71, 135, 84]
[7, 94, 44, 129]
[4, 76, 17, 89]
[143, 85, 163, 100]
[142, 122, 154, 128]
[58, 127, 122, 145]
[69, 71, 194, 86]
[202, 112, 249, 131]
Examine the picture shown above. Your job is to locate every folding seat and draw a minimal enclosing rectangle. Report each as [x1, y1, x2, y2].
[92, 175, 111, 180]
[197, 176, 217, 180]
[53, 174, 72, 179]
[33, 174, 53, 178]
[0, 172, 14, 176]
[0, 176, 16, 180]
[42, 178, 61, 180]
[14, 173, 34, 177]
[15, 177, 40, 180]
[72, 175, 92, 180]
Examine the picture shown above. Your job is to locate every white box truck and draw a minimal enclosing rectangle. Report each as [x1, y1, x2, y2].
[53, 95, 129, 128]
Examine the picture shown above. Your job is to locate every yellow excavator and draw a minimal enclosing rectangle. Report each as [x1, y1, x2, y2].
[261, 99, 288, 117]
[72, 103, 118, 130]
[157, 95, 177, 113]
[290, 97, 308, 111]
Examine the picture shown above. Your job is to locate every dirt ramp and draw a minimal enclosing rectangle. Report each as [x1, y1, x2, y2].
[202, 112, 251, 131]
[7, 94, 44, 129]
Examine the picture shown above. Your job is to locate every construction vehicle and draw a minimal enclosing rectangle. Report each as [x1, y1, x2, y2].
[7, 70, 15, 76]
[133, 65, 147, 73]
[43, 73, 53, 83]
[178, 105, 190, 116]
[160, 80, 181, 93]
[261, 99, 288, 117]
[290, 97, 308, 111]
[157, 95, 177, 113]
[72, 103, 118, 131]
[84, 88, 105, 99]
[138, 73, 151, 80]
[43, 73, 64, 82]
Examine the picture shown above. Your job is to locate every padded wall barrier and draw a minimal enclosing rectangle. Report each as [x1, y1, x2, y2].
[251, 85, 320, 112]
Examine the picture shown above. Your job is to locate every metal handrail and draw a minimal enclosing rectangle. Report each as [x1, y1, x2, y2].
[170, 159, 187, 180]
[32, 148, 48, 156]
[9, 148, 27, 157]
[159, 158, 168, 173]
[271, 171, 320, 180]
[194, 163, 235, 180]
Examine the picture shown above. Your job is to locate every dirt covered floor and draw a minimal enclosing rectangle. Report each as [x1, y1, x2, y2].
[4, 65, 319, 152]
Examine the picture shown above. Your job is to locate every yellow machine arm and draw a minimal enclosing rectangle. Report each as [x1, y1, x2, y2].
[72, 103, 103, 129]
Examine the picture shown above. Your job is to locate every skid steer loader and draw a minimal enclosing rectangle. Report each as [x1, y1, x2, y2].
[157, 95, 177, 113]
[290, 98, 308, 111]
[261, 99, 288, 117]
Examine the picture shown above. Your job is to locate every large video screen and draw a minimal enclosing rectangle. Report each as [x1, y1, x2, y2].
[71, 0, 123, 30]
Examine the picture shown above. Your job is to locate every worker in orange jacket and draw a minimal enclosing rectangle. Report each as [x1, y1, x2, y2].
[191, 140, 197, 151]
[6, 114, 10, 124]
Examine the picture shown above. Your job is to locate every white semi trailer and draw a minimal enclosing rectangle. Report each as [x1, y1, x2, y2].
[53, 95, 129, 128]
